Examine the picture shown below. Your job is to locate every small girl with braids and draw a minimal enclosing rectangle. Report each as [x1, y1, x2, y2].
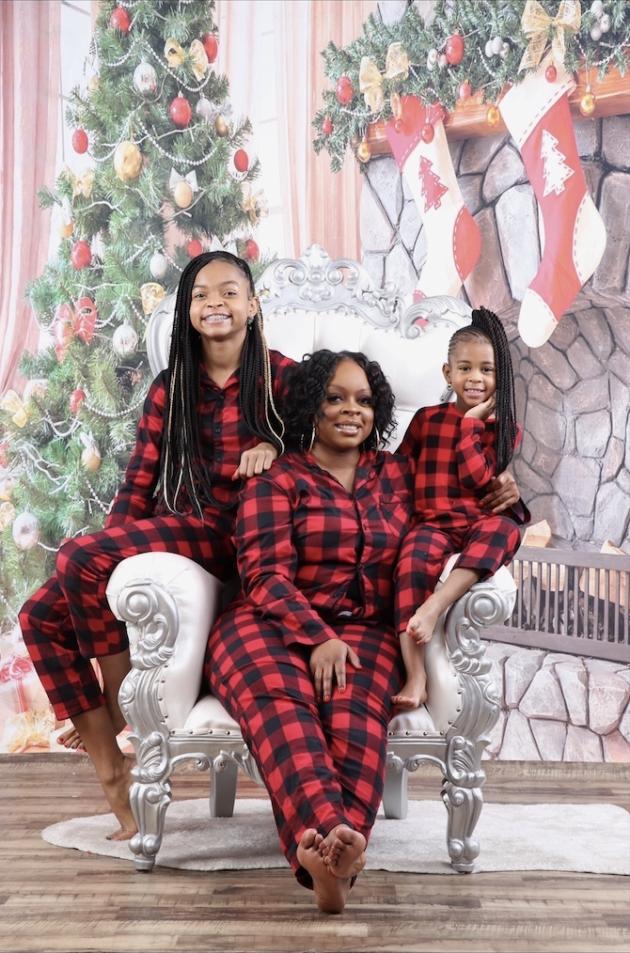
[393, 307, 529, 710]
[20, 250, 294, 839]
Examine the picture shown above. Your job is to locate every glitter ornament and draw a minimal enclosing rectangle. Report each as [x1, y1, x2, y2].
[545, 64, 557, 83]
[203, 34, 219, 63]
[336, 76, 354, 104]
[445, 34, 464, 65]
[214, 114, 229, 137]
[80, 434, 101, 472]
[187, 239, 203, 258]
[112, 323, 139, 358]
[244, 239, 259, 262]
[133, 60, 157, 96]
[12, 511, 40, 551]
[486, 105, 501, 127]
[580, 91, 596, 116]
[458, 81, 472, 100]
[114, 141, 142, 181]
[172, 179, 193, 208]
[233, 149, 249, 173]
[150, 252, 168, 279]
[110, 6, 131, 33]
[196, 96, 215, 123]
[322, 116, 333, 135]
[357, 138, 371, 162]
[71, 240, 91, 270]
[170, 94, 192, 127]
[72, 129, 88, 154]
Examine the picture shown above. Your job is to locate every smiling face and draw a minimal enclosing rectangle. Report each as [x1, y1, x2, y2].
[188, 259, 257, 348]
[313, 358, 375, 455]
[443, 338, 497, 413]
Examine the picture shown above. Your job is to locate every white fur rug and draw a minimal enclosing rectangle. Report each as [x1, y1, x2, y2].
[42, 798, 630, 875]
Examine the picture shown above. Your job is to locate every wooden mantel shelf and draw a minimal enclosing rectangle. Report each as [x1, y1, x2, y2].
[366, 63, 630, 153]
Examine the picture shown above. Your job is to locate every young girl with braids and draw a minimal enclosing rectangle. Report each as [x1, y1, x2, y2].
[20, 251, 293, 839]
[393, 307, 529, 711]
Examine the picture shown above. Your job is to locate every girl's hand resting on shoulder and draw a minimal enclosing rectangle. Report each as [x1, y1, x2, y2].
[310, 638, 362, 703]
[465, 394, 495, 420]
[232, 442, 278, 480]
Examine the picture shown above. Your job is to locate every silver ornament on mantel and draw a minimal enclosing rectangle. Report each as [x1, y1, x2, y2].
[133, 59, 158, 96]
[149, 251, 168, 280]
[12, 510, 40, 551]
[112, 322, 139, 358]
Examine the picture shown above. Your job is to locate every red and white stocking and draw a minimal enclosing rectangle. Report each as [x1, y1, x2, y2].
[386, 96, 481, 300]
[499, 56, 607, 347]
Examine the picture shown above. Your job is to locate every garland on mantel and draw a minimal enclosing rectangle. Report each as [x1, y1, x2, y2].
[313, 0, 630, 171]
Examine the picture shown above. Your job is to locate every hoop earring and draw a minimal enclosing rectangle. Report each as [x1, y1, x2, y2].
[372, 427, 381, 450]
[301, 425, 316, 454]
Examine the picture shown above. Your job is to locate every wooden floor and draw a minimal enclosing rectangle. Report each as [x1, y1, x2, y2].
[0, 756, 628, 953]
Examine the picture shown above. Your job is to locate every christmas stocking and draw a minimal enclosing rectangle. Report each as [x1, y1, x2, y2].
[386, 96, 481, 300]
[499, 55, 607, 347]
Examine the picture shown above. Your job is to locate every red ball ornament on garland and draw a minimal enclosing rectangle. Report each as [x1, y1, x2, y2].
[445, 34, 465, 66]
[244, 239, 259, 262]
[336, 75, 354, 105]
[69, 389, 86, 415]
[187, 239, 203, 257]
[322, 116, 333, 136]
[170, 94, 192, 127]
[458, 81, 472, 101]
[71, 240, 92, 270]
[203, 34, 219, 63]
[233, 149, 249, 173]
[421, 123, 435, 144]
[545, 63, 558, 83]
[110, 6, 131, 33]
[72, 129, 89, 154]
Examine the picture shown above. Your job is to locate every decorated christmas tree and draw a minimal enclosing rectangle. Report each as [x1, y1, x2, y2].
[0, 0, 270, 643]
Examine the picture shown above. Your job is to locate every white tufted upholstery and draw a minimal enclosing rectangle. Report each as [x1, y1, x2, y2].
[107, 244, 516, 873]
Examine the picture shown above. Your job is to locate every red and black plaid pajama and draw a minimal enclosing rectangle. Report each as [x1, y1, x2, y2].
[19, 352, 295, 721]
[395, 402, 529, 629]
[204, 450, 414, 887]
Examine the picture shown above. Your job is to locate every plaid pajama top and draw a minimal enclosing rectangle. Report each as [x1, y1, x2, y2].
[233, 449, 414, 647]
[105, 349, 296, 528]
[398, 402, 527, 529]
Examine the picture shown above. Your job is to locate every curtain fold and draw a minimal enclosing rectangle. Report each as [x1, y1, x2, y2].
[0, 0, 61, 393]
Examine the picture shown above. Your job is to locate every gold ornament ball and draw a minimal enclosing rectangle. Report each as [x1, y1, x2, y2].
[172, 180, 193, 208]
[580, 91, 596, 117]
[0, 476, 15, 502]
[357, 138, 372, 163]
[214, 114, 229, 137]
[59, 219, 74, 238]
[114, 141, 143, 182]
[486, 105, 501, 127]
[81, 446, 101, 472]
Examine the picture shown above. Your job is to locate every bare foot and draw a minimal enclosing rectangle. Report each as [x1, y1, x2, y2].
[392, 675, 428, 710]
[57, 726, 85, 751]
[406, 600, 441, 645]
[297, 829, 350, 914]
[102, 753, 137, 841]
[320, 825, 366, 880]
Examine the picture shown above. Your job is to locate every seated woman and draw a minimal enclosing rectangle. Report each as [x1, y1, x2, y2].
[203, 349, 414, 914]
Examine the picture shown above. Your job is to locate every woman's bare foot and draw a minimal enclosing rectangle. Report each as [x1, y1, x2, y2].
[392, 675, 428, 710]
[406, 599, 441, 645]
[320, 825, 366, 880]
[297, 829, 350, 914]
[103, 753, 137, 841]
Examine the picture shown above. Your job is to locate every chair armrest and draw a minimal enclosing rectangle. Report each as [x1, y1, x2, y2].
[106, 552, 224, 730]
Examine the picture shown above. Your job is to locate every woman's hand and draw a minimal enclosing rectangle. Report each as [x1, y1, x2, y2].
[232, 442, 278, 480]
[310, 638, 362, 703]
[480, 470, 520, 513]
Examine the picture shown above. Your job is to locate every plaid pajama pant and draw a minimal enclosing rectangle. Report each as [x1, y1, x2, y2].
[19, 513, 236, 720]
[395, 514, 522, 630]
[204, 604, 404, 888]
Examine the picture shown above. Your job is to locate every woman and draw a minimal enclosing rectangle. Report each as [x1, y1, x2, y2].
[20, 251, 294, 839]
[204, 349, 413, 913]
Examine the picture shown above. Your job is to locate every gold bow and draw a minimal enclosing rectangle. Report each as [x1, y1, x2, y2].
[63, 165, 95, 199]
[241, 183, 269, 227]
[359, 57, 385, 114]
[140, 283, 166, 316]
[384, 42, 409, 81]
[1, 390, 28, 428]
[519, 0, 581, 72]
[165, 38, 209, 80]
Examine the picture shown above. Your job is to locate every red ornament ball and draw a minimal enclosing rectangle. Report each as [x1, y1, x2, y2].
[336, 75, 354, 105]
[71, 240, 92, 270]
[458, 81, 472, 101]
[187, 239, 203, 258]
[72, 129, 89, 154]
[69, 389, 86, 415]
[170, 95, 192, 127]
[421, 123, 435, 144]
[203, 34, 219, 63]
[110, 7, 131, 32]
[244, 239, 259, 262]
[322, 116, 333, 136]
[234, 149, 249, 173]
[545, 63, 558, 83]
[445, 34, 465, 66]
[394, 117, 411, 136]
[0, 441, 9, 469]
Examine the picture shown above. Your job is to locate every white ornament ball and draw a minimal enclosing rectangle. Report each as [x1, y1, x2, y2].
[590, 22, 602, 41]
[491, 36, 503, 56]
[112, 323, 139, 358]
[12, 511, 40, 551]
[485, 39, 494, 58]
[196, 96, 216, 123]
[600, 13, 611, 32]
[133, 60, 158, 95]
[427, 48, 438, 66]
[23, 378, 48, 402]
[149, 252, 168, 279]
[438, 53, 448, 69]
[500, 41, 510, 59]
[590, 0, 604, 16]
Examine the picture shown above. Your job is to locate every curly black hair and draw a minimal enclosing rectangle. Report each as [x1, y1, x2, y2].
[281, 349, 397, 452]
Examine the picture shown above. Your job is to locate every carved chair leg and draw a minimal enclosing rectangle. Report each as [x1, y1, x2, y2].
[128, 778, 173, 872]
[210, 759, 239, 818]
[382, 761, 409, 820]
[441, 775, 484, 873]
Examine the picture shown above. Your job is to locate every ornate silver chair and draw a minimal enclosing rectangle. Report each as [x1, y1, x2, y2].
[106, 244, 516, 872]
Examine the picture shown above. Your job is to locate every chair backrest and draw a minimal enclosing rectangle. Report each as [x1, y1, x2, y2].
[145, 243, 472, 447]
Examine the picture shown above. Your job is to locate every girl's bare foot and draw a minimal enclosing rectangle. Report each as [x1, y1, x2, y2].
[406, 600, 441, 645]
[57, 726, 85, 750]
[102, 753, 137, 841]
[392, 676, 428, 710]
[297, 829, 350, 914]
[320, 825, 366, 880]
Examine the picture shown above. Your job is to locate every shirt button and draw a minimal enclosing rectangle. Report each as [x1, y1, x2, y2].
[216, 452, 223, 462]
[218, 393, 225, 402]
[214, 425, 221, 434]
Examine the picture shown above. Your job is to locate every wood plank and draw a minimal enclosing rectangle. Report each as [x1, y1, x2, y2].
[366, 63, 630, 152]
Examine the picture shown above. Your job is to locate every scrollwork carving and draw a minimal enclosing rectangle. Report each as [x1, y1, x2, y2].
[116, 579, 179, 670]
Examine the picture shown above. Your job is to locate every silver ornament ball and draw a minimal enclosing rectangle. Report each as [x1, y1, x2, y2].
[133, 60, 158, 96]
[150, 252, 168, 279]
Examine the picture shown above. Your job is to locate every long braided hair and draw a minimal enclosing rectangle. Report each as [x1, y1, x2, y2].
[160, 251, 285, 517]
[447, 307, 518, 474]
